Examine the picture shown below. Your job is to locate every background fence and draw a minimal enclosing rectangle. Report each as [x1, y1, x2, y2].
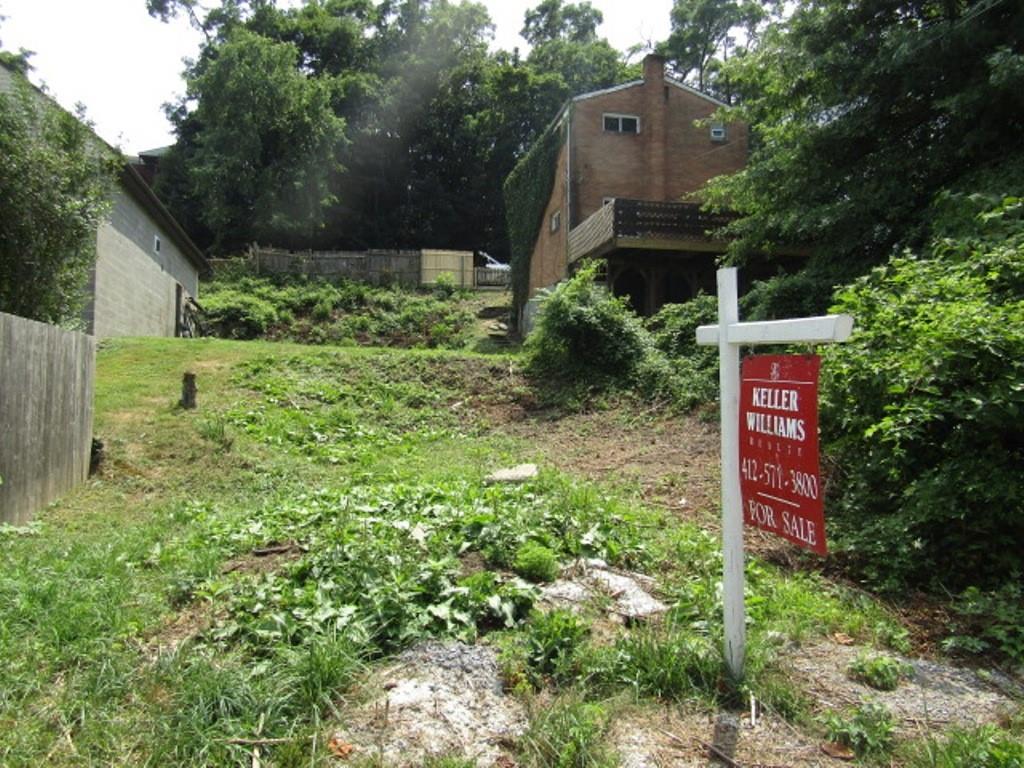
[0, 312, 95, 524]
[212, 247, 423, 287]
[210, 247, 509, 290]
[421, 249, 474, 287]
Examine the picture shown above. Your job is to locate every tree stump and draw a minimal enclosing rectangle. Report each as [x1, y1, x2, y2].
[181, 372, 197, 409]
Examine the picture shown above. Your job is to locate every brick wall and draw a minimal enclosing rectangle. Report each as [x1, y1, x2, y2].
[571, 56, 748, 226]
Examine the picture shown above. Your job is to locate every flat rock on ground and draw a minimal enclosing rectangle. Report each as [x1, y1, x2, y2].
[484, 463, 538, 484]
[332, 641, 526, 767]
[540, 558, 668, 622]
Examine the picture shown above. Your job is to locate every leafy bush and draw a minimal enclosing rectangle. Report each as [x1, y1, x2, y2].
[943, 580, 1024, 666]
[846, 652, 913, 691]
[514, 542, 560, 583]
[0, 79, 118, 324]
[823, 701, 896, 760]
[525, 264, 714, 408]
[525, 263, 649, 386]
[522, 609, 590, 684]
[820, 197, 1024, 589]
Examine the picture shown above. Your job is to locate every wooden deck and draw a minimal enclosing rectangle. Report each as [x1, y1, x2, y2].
[568, 199, 735, 264]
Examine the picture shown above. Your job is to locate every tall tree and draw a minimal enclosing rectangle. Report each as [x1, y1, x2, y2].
[703, 0, 1024, 317]
[0, 78, 117, 324]
[160, 28, 346, 252]
[662, 0, 770, 97]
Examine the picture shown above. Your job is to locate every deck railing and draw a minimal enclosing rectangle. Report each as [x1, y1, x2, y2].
[569, 199, 735, 262]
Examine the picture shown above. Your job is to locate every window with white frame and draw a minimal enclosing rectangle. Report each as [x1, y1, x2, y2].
[710, 124, 727, 142]
[550, 209, 561, 233]
[153, 235, 161, 254]
[603, 113, 639, 134]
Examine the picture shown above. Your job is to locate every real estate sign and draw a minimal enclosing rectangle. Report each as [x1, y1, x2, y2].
[739, 355, 826, 555]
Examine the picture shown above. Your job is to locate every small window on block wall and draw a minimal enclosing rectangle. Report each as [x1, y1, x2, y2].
[710, 124, 727, 142]
[603, 113, 639, 133]
[550, 210, 561, 233]
[153, 235, 161, 254]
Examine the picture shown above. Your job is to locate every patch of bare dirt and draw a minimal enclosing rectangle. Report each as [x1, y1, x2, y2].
[783, 640, 1021, 735]
[140, 601, 219, 659]
[470, 391, 721, 519]
[332, 641, 526, 767]
[220, 541, 305, 576]
[611, 705, 824, 768]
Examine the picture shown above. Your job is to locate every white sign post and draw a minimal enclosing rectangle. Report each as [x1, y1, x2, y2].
[696, 267, 854, 679]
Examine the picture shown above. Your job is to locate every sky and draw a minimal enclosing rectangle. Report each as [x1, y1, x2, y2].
[0, 0, 673, 155]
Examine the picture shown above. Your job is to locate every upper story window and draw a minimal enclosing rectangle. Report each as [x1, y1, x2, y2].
[603, 113, 639, 134]
[710, 124, 727, 142]
[153, 235, 161, 254]
[550, 209, 561, 233]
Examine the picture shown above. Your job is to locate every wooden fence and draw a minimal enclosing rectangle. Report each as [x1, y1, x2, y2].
[0, 312, 95, 524]
[225, 247, 422, 287]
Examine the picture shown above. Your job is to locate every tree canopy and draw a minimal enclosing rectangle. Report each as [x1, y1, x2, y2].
[149, 0, 637, 257]
[704, 0, 1024, 316]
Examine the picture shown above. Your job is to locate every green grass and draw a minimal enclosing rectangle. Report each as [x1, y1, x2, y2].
[0, 336, 979, 765]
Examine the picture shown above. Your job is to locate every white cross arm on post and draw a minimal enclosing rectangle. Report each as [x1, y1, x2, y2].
[695, 268, 854, 681]
[696, 314, 854, 346]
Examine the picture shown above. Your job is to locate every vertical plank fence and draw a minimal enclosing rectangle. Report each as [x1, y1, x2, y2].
[0, 312, 95, 524]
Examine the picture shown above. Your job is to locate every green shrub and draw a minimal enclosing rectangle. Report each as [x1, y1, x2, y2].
[820, 197, 1024, 589]
[846, 652, 913, 691]
[823, 701, 896, 760]
[514, 542, 560, 583]
[524, 265, 711, 408]
[201, 290, 280, 339]
[199, 274, 473, 348]
[524, 263, 649, 390]
[0, 79, 118, 325]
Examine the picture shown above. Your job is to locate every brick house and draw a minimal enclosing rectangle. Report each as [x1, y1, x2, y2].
[518, 54, 749, 323]
[0, 61, 208, 339]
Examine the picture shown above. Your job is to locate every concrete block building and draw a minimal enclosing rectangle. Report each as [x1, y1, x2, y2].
[516, 54, 749, 318]
[0, 61, 208, 338]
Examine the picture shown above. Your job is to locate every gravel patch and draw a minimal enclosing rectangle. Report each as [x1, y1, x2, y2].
[785, 640, 1020, 733]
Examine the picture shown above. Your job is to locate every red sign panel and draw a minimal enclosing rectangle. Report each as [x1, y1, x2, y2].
[739, 355, 826, 555]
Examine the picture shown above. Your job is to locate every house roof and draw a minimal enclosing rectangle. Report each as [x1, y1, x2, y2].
[0, 60, 208, 276]
[546, 69, 729, 133]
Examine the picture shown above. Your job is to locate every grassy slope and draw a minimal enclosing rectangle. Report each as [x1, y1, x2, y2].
[0, 338, 1008, 766]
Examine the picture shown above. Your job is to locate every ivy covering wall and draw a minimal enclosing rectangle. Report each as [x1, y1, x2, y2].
[503, 113, 569, 318]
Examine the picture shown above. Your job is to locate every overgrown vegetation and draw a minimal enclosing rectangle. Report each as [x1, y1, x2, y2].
[0, 338, 949, 764]
[820, 193, 1024, 592]
[523, 264, 718, 408]
[0, 72, 118, 325]
[201, 271, 474, 349]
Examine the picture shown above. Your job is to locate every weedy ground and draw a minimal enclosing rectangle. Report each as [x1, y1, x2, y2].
[0, 335, 1019, 766]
